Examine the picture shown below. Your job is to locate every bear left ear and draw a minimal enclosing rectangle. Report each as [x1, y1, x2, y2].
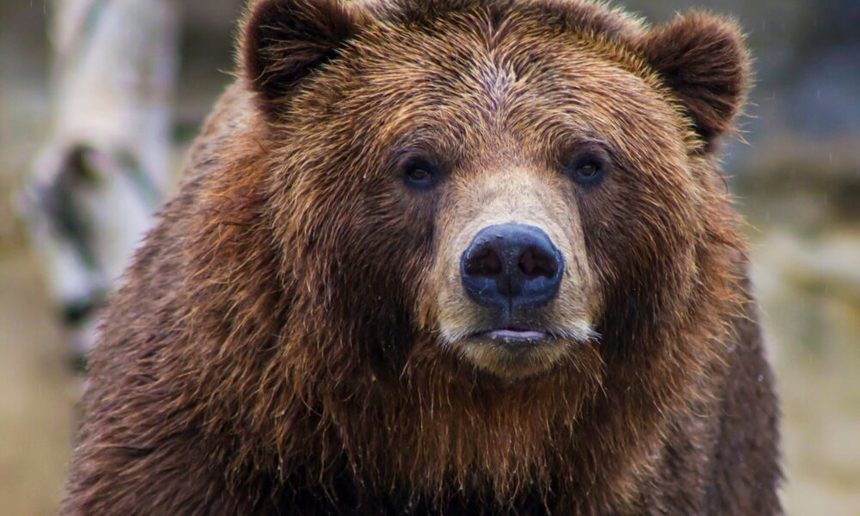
[241, 0, 362, 118]
[638, 12, 750, 149]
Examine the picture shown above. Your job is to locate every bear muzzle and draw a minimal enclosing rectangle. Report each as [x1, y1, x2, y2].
[460, 223, 564, 345]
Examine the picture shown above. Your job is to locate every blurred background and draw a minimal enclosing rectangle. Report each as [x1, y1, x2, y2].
[0, 0, 858, 513]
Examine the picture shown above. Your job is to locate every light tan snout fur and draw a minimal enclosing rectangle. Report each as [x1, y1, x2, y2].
[424, 165, 600, 379]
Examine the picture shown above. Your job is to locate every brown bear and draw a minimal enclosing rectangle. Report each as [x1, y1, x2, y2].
[62, 0, 781, 514]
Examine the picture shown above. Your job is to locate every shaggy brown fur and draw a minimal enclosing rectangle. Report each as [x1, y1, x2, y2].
[63, 0, 780, 514]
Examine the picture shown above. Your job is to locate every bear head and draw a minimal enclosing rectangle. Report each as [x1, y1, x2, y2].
[232, 0, 750, 501]
[241, 0, 748, 380]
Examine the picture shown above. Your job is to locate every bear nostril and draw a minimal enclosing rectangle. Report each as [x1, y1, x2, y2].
[518, 246, 558, 278]
[465, 246, 503, 277]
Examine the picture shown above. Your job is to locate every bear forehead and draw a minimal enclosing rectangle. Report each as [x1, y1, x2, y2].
[363, 0, 645, 45]
[287, 9, 686, 159]
[339, 7, 660, 101]
[350, 0, 656, 83]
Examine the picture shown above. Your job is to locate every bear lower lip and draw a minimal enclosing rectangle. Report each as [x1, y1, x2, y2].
[481, 329, 550, 344]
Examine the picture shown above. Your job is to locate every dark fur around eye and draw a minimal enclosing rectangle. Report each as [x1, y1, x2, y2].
[401, 156, 441, 190]
[564, 143, 611, 186]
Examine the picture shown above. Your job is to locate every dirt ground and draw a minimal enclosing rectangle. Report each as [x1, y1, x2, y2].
[0, 249, 78, 515]
[752, 231, 860, 514]
[739, 137, 860, 513]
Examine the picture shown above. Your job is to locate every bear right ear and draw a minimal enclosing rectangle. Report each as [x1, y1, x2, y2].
[241, 0, 360, 117]
[637, 12, 750, 151]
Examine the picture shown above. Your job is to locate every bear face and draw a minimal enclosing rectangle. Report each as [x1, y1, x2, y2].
[244, 0, 747, 382]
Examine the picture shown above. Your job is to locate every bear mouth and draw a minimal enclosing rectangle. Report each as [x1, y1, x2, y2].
[475, 328, 552, 346]
[454, 325, 594, 379]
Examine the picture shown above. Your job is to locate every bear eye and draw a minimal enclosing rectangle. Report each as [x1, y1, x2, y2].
[402, 157, 439, 190]
[573, 160, 602, 182]
[565, 146, 610, 186]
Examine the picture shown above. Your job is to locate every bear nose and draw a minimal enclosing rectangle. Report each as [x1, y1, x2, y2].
[461, 224, 564, 311]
